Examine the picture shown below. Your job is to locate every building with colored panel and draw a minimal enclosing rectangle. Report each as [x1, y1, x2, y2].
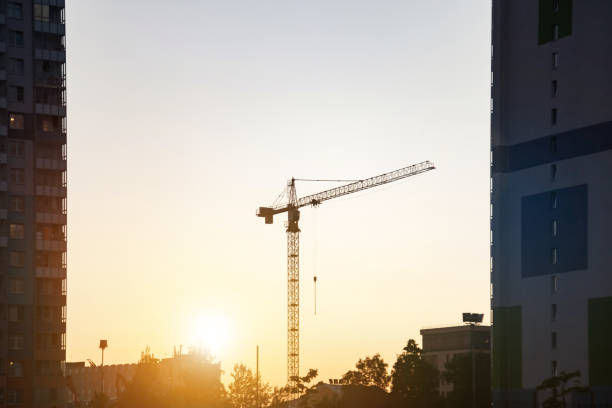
[491, 0, 612, 406]
[0, 1, 67, 406]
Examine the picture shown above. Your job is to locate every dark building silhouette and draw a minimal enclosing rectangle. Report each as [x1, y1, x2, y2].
[0, 1, 67, 406]
[491, 1, 612, 406]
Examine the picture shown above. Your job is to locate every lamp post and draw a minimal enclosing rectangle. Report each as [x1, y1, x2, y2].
[99, 340, 108, 394]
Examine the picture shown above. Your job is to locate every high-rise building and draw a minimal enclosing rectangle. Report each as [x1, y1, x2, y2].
[0, 1, 67, 406]
[491, 1, 612, 406]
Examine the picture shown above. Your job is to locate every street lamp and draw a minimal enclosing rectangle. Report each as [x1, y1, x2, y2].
[99, 340, 108, 394]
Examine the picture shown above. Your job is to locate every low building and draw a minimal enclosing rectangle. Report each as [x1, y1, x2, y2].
[65, 352, 221, 406]
[65, 362, 137, 404]
[420, 324, 491, 396]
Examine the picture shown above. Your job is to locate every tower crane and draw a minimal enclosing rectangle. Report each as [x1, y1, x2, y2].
[256, 160, 435, 393]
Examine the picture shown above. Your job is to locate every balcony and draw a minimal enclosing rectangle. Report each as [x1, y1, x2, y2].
[0, 181, 7, 192]
[0, 153, 6, 164]
[36, 158, 67, 171]
[34, 21, 65, 36]
[36, 185, 67, 197]
[0, 237, 7, 247]
[35, 0, 65, 8]
[35, 48, 66, 62]
[0, 209, 6, 220]
[36, 266, 67, 279]
[35, 104, 66, 116]
[36, 212, 67, 225]
[36, 239, 67, 252]
[37, 130, 66, 144]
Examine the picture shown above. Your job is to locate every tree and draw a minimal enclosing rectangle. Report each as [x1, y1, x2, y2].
[390, 339, 439, 407]
[228, 363, 272, 408]
[342, 354, 390, 390]
[443, 352, 490, 408]
[536, 371, 586, 408]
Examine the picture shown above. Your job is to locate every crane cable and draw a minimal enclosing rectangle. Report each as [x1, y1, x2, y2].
[313, 206, 318, 316]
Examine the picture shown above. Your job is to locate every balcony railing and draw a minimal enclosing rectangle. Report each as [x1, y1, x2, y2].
[36, 185, 67, 197]
[35, 104, 66, 117]
[36, 266, 67, 279]
[34, 21, 65, 35]
[36, 239, 67, 252]
[36, 212, 67, 225]
[36, 158, 66, 171]
[35, 48, 66, 62]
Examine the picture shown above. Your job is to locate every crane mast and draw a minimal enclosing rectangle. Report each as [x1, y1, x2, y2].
[256, 160, 435, 395]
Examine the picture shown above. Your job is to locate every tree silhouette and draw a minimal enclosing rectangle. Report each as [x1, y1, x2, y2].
[536, 371, 587, 408]
[390, 339, 439, 407]
[342, 354, 390, 390]
[443, 352, 490, 408]
[228, 363, 272, 408]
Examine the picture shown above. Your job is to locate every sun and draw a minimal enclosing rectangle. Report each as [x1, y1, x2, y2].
[190, 314, 232, 356]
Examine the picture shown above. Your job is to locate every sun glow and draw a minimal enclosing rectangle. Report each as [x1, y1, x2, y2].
[190, 314, 232, 356]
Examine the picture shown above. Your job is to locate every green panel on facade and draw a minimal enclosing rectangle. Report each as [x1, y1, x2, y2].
[538, 0, 573, 44]
[588, 297, 612, 386]
[492, 306, 522, 390]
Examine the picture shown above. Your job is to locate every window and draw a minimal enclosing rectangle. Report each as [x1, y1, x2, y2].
[553, 0, 560, 12]
[34, 5, 50, 22]
[550, 164, 557, 181]
[8, 279, 25, 294]
[8, 335, 24, 350]
[552, 220, 558, 237]
[552, 80, 558, 97]
[551, 192, 558, 209]
[61, 305, 67, 323]
[552, 248, 558, 265]
[551, 108, 558, 125]
[552, 52, 559, 70]
[10, 168, 25, 185]
[550, 136, 557, 153]
[7, 361, 23, 377]
[551, 304, 557, 322]
[552, 275, 559, 294]
[61, 333, 66, 350]
[8, 86, 24, 102]
[8, 58, 24, 75]
[9, 224, 24, 239]
[8, 141, 24, 157]
[553, 25, 559, 41]
[552, 360, 558, 376]
[7, 389, 23, 405]
[9, 251, 24, 267]
[7, 3, 23, 19]
[8, 31, 24, 48]
[551, 332, 557, 349]
[9, 196, 24, 212]
[8, 306, 23, 322]
[41, 118, 54, 132]
[9, 113, 25, 130]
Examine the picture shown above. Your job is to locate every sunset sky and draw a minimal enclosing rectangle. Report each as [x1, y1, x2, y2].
[65, 1, 491, 385]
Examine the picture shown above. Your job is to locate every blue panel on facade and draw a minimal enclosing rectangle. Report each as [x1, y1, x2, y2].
[521, 184, 588, 278]
[493, 120, 612, 173]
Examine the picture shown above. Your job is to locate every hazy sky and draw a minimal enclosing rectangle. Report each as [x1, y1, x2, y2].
[66, 1, 491, 385]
